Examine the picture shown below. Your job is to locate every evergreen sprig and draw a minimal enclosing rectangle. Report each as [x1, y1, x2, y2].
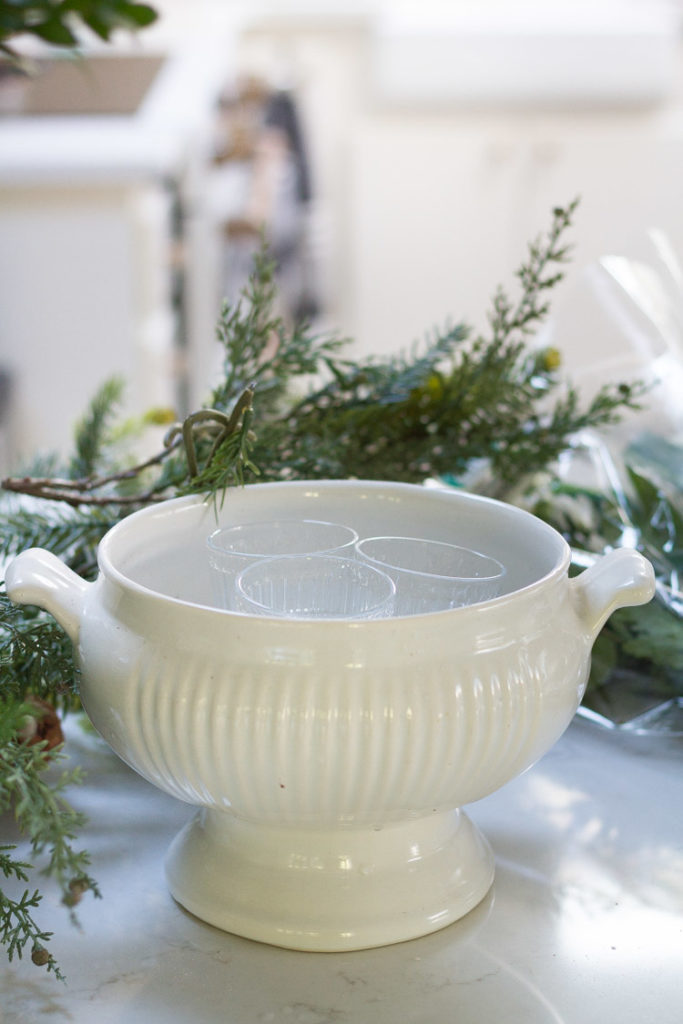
[0, 595, 78, 712]
[490, 200, 577, 344]
[2, 506, 117, 579]
[210, 246, 347, 417]
[0, 710, 99, 980]
[2, 738, 98, 906]
[68, 376, 124, 482]
[519, 442, 682, 720]
[218, 202, 645, 491]
[0, 200, 648, 977]
[1, 842, 60, 979]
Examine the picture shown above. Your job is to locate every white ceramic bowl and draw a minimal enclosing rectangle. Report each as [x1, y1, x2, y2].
[5, 480, 655, 951]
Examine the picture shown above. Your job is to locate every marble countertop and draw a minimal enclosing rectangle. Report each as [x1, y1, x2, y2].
[1, 715, 681, 1023]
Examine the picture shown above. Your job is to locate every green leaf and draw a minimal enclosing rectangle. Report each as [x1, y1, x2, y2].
[613, 601, 683, 673]
[30, 15, 77, 45]
[114, 1, 157, 28]
[0, 0, 157, 49]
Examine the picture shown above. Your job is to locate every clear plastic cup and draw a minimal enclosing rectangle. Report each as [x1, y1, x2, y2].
[355, 535, 506, 615]
[207, 519, 359, 610]
[235, 553, 396, 620]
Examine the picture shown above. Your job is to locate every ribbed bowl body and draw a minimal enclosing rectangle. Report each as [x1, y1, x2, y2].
[75, 480, 589, 825]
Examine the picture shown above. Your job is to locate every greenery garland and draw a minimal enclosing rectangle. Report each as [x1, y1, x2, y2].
[0, 201, 655, 978]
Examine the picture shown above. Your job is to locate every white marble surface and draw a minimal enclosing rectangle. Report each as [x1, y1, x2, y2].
[1, 715, 681, 1023]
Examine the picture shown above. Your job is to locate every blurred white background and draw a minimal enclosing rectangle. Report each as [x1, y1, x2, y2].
[1, 0, 683, 467]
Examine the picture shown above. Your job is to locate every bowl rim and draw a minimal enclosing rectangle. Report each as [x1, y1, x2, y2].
[96, 479, 572, 620]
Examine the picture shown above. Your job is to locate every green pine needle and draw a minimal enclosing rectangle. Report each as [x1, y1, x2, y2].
[68, 377, 125, 481]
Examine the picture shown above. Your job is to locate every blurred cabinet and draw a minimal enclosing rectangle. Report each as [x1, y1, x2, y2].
[237, 13, 683, 366]
[0, 181, 179, 465]
[0, 8, 243, 469]
[346, 110, 683, 362]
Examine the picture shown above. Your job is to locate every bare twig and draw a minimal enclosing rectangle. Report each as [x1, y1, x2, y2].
[0, 389, 256, 509]
[0, 480, 169, 508]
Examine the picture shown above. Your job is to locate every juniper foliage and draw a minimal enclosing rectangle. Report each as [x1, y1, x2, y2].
[0, 200, 645, 976]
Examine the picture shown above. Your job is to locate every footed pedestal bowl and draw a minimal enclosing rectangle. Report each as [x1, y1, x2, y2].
[5, 480, 655, 950]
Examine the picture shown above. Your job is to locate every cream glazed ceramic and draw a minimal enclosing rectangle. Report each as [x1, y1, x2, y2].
[5, 480, 655, 951]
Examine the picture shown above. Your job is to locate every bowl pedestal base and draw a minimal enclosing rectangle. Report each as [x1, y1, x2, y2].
[165, 806, 495, 951]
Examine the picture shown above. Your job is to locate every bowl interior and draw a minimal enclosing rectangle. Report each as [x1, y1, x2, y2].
[101, 480, 568, 610]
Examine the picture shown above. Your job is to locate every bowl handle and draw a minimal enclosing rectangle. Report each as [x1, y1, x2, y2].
[5, 548, 91, 644]
[570, 547, 655, 641]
